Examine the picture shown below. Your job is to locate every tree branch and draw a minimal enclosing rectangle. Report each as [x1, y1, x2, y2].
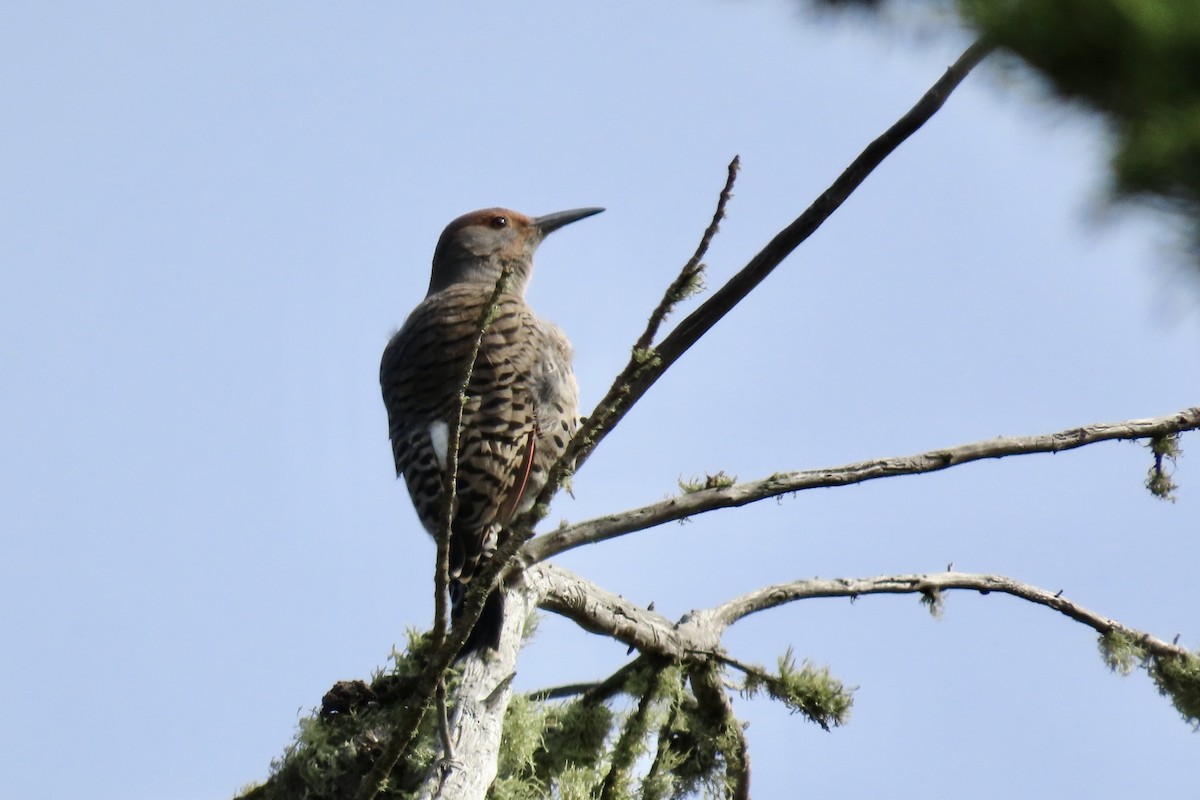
[633, 156, 740, 355]
[519, 39, 994, 529]
[526, 655, 657, 705]
[687, 662, 750, 800]
[532, 563, 1191, 671]
[711, 572, 1193, 661]
[527, 564, 694, 658]
[516, 156, 742, 535]
[521, 406, 1200, 564]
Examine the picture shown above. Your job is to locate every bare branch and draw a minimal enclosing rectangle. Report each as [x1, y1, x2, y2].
[711, 572, 1193, 662]
[522, 406, 1200, 564]
[517, 157, 742, 534]
[634, 156, 740, 354]
[525, 682, 603, 702]
[527, 564, 694, 658]
[580, 656, 655, 706]
[525, 656, 660, 704]
[531, 563, 1192, 667]
[519, 39, 995, 527]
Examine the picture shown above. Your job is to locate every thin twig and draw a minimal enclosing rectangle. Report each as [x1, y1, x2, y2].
[520, 39, 994, 529]
[516, 156, 742, 538]
[712, 652, 778, 688]
[524, 681, 602, 702]
[634, 156, 740, 354]
[526, 655, 653, 704]
[521, 405, 1200, 565]
[583, 656, 654, 705]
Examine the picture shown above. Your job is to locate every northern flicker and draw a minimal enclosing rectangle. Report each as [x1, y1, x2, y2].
[380, 206, 602, 655]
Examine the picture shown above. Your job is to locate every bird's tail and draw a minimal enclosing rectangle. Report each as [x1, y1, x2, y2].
[449, 579, 505, 658]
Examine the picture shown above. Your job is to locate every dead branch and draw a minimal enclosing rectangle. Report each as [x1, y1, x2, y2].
[520, 39, 996, 528]
[531, 563, 1191, 664]
[520, 42, 998, 520]
[710, 572, 1192, 661]
[634, 156, 740, 354]
[521, 406, 1200, 564]
[528, 563, 691, 658]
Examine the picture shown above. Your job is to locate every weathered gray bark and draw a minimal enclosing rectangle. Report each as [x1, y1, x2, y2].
[415, 588, 533, 800]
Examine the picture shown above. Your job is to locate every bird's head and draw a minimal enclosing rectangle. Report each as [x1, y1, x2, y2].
[427, 206, 604, 295]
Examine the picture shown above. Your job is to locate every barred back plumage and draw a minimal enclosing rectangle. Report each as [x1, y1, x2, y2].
[380, 207, 600, 656]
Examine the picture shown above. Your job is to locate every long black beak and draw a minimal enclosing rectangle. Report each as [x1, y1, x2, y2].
[534, 207, 605, 236]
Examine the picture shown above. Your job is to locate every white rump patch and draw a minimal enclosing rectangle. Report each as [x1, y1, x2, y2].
[428, 420, 449, 471]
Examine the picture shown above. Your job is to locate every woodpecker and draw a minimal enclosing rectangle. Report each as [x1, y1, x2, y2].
[380, 206, 602, 655]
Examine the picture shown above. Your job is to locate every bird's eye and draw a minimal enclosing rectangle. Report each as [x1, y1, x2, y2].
[490, 216, 508, 229]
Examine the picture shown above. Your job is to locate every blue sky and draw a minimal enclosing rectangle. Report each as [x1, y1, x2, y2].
[2, 3, 1198, 798]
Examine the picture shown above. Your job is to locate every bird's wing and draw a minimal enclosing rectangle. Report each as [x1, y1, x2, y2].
[525, 319, 580, 510]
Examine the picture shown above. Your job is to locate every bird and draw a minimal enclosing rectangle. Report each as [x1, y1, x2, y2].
[380, 206, 602, 656]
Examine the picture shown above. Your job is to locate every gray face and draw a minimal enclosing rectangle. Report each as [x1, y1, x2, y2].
[453, 212, 540, 260]
[426, 207, 603, 296]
